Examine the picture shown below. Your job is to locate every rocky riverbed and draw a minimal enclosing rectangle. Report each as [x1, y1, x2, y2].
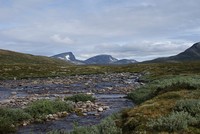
[0, 72, 143, 133]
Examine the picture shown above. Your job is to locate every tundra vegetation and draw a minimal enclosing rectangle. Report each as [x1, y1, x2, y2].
[1, 61, 200, 133]
[46, 62, 200, 134]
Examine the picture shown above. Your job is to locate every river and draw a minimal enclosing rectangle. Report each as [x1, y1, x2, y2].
[0, 73, 141, 133]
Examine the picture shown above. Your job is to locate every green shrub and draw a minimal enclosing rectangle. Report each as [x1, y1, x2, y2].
[0, 108, 31, 134]
[64, 94, 95, 102]
[127, 76, 200, 104]
[147, 111, 197, 132]
[0, 116, 15, 134]
[25, 99, 74, 119]
[0, 108, 31, 122]
[127, 86, 154, 104]
[174, 99, 200, 116]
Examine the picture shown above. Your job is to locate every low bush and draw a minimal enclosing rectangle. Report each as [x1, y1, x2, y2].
[64, 94, 95, 102]
[0, 116, 15, 134]
[25, 99, 74, 119]
[0, 108, 31, 122]
[0, 108, 31, 134]
[174, 99, 200, 116]
[147, 111, 196, 132]
[127, 76, 200, 104]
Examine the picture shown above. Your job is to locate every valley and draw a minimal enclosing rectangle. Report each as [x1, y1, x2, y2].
[1, 43, 200, 133]
[1, 0, 200, 133]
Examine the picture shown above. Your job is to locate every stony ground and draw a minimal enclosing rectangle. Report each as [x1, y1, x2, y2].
[0, 72, 143, 108]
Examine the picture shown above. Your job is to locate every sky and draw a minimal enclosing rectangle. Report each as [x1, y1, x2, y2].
[0, 0, 200, 61]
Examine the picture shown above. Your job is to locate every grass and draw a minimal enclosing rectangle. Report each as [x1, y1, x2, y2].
[1, 61, 200, 80]
[64, 94, 95, 102]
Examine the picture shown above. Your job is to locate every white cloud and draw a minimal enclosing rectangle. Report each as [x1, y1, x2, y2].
[88, 40, 193, 61]
[51, 34, 74, 45]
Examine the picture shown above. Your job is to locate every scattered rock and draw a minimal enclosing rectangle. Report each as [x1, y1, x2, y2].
[11, 92, 17, 95]
[95, 113, 100, 116]
[83, 113, 87, 116]
[98, 107, 103, 112]
[103, 106, 110, 110]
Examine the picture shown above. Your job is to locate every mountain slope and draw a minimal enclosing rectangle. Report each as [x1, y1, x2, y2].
[0, 49, 71, 65]
[113, 59, 137, 64]
[52, 52, 76, 61]
[52, 52, 84, 65]
[148, 42, 200, 62]
[171, 42, 200, 60]
[84, 55, 118, 64]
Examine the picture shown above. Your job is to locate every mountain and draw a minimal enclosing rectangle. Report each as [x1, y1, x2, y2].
[84, 55, 118, 65]
[113, 59, 137, 64]
[171, 42, 200, 60]
[52, 52, 137, 65]
[52, 52, 84, 65]
[0, 49, 71, 65]
[52, 52, 76, 61]
[147, 42, 200, 62]
[84, 55, 137, 65]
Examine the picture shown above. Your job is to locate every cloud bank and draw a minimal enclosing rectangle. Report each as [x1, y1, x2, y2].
[0, 0, 199, 61]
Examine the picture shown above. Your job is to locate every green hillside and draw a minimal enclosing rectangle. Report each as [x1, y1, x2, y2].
[0, 49, 73, 79]
[0, 49, 71, 65]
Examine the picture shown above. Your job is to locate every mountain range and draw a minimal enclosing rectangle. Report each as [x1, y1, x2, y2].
[0, 42, 200, 65]
[51, 53, 137, 65]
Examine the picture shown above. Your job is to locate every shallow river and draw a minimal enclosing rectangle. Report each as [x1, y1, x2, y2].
[17, 94, 134, 134]
[0, 73, 139, 133]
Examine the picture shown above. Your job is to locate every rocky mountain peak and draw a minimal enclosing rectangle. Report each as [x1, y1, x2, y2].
[52, 52, 76, 61]
[84, 55, 118, 64]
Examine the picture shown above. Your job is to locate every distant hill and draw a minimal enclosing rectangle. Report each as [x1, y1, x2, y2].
[147, 42, 200, 62]
[84, 55, 137, 65]
[0, 49, 71, 65]
[84, 55, 118, 65]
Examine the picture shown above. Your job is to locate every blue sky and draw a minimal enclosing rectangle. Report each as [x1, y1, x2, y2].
[0, 0, 200, 61]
